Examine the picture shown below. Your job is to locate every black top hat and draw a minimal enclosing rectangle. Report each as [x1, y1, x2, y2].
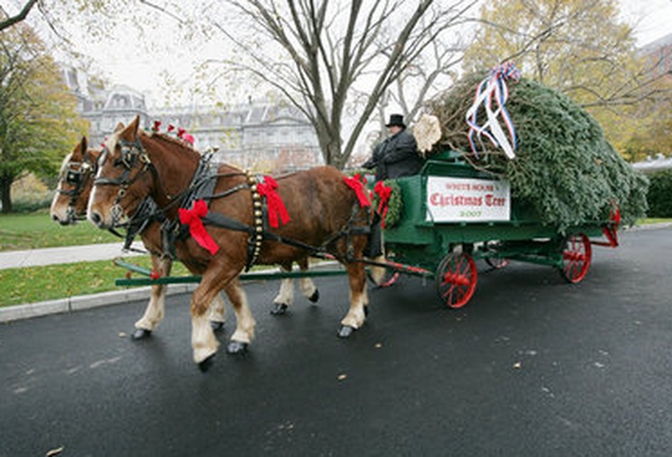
[385, 114, 406, 128]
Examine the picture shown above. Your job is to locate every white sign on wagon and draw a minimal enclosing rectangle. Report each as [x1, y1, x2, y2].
[426, 176, 511, 222]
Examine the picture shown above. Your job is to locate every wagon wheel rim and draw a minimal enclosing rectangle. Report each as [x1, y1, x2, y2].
[560, 233, 592, 283]
[436, 252, 478, 308]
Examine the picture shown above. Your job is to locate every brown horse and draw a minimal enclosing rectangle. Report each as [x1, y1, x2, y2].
[50, 135, 227, 335]
[87, 116, 378, 370]
[51, 137, 100, 226]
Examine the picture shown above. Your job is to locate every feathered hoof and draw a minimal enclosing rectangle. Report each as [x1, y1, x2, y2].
[131, 328, 152, 340]
[227, 340, 248, 354]
[198, 354, 216, 373]
[210, 320, 225, 332]
[270, 303, 288, 316]
[337, 325, 356, 338]
[308, 290, 320, 303]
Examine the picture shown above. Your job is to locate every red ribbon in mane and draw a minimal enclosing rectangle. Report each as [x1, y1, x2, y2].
[258, 176, 290, 228]
[343, 174, 371, 207]
[374, 181, 393, 228]
[178, 199, 220, 255]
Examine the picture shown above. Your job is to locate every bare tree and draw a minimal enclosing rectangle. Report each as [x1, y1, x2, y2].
[207, 0, 478, 168]
[0, 0, 38, 31]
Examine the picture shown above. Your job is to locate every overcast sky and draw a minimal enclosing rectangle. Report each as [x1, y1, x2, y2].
[8, 0, 672, 107]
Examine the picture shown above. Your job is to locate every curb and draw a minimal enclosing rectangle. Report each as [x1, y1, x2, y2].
[0, 283, 197, 324]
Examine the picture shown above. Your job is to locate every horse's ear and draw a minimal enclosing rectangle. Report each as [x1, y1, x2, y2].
[80, 136, 88, 154]
[114, 122, 125, 133]
[129, 115, 141, 136]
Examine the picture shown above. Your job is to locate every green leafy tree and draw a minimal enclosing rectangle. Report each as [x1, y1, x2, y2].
[0, 20, 86, 213]
[461, 0, 666, 154]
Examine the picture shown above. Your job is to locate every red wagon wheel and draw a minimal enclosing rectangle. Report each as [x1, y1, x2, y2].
[436, 252, 478, 308]
[559, 233, 592, 283]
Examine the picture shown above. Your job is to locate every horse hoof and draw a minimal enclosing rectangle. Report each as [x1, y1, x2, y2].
[338, 325, 355, 338]
[131, 328, 152, 340]
[227, 340, 248, 354]
[270, 303, 288, 316]
[210, 321, 225, 332]
[198, 354, 216, 373]
[308, 290, 320, 303]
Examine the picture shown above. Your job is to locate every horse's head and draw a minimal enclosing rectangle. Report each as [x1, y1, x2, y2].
[87, 116, 154, 230]
[50, 137, 101, 225]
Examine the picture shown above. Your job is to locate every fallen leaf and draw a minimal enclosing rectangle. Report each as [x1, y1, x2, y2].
[118, 332, 127, 338]
[513, 362, 522, 369]
[337, 373, 347, 381]
[374, 343, 383, 349]
[46, 446, 64, 457]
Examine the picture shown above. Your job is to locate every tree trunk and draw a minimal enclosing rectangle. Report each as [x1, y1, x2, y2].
[1, 176, 13, 213]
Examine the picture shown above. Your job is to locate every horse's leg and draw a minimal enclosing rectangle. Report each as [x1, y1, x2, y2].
[208, 293, 227, 331]
[221, 277, 256, 354]
[191, 267, 256, 370]
[338, 261, 368, 338]
[297, 257, 319, 303]
[271, 262, 294, 315]
[132, 254, 172, 340]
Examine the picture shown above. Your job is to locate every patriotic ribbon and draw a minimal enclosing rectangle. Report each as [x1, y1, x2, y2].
[465, 61, 520, 159]
[258, 176, 290, 228]
[343, 174, 371, 207]
[374, 181, 393, 228]
[178, 199, 220, 255]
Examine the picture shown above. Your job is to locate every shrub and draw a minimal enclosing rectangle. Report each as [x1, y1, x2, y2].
[646, 170, 672, 217]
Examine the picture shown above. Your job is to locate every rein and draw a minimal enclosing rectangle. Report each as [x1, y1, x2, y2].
[94, 134, 371, 268]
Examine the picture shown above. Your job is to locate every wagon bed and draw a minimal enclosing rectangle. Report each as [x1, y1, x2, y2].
[375, 150, 619, 307]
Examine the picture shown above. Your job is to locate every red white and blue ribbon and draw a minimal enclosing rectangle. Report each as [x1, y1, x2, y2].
[465, 62, 521, 159]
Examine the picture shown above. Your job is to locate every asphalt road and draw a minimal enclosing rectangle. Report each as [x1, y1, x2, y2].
[2, 227, 672, 457]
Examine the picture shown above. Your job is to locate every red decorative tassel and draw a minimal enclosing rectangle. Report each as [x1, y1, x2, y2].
[343, 174, 371, 207]
[258, 176, 290, 228]
[178, 199, 220, 255]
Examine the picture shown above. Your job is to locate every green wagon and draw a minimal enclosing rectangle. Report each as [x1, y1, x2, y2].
[375, 150, 620, 308]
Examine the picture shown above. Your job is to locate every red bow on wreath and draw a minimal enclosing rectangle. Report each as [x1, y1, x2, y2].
[374, 181, 393, 228]
[178, 199, 220, 255]
[343, 174, 371, 207]
[258, 176, 290, 228]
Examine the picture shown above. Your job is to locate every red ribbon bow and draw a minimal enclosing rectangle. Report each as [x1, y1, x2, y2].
[178, 199, 219, 255]
[177, 127, 186, 139]
[343, 174, 371, 207]
[374, 181, 393, 227]
[152, 120, 161, 132]
[258, 176, 290, 228]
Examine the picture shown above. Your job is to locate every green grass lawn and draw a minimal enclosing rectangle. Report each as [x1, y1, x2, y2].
[0, 210, 119, 251]
[0, 256, 191, 307]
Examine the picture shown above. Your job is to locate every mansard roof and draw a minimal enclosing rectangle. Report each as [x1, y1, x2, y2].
[103, 85, 147, 111]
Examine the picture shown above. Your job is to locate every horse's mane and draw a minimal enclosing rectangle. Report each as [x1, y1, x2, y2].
[142, 130, 200, 157]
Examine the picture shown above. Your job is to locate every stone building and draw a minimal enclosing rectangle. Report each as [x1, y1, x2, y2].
[61, 65, 322, 172]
